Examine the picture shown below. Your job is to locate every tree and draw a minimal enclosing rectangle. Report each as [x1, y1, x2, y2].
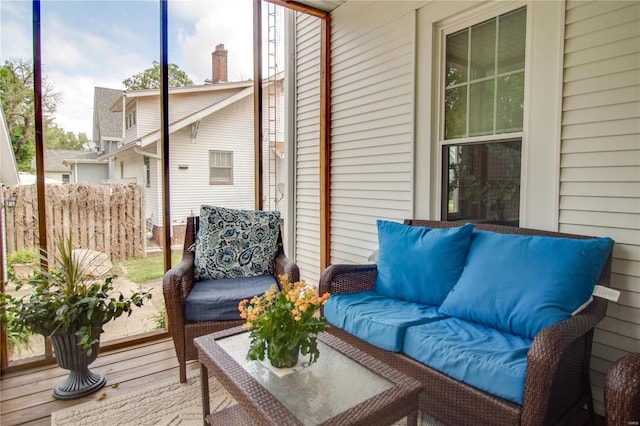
[0, 58, 60, 170]
[45, 125, 90, 150]
[122, 61, 194, 90]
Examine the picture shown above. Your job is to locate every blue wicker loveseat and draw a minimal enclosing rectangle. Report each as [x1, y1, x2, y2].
[320, 219, 614, 425]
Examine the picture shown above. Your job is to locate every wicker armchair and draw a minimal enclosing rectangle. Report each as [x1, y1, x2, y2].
[605, 352, 640, 425]
[320, 219, 613, 425]
[163, 215, 299, 382]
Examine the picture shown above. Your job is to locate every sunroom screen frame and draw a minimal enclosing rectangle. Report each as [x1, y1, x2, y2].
[1, 0, 332, 372]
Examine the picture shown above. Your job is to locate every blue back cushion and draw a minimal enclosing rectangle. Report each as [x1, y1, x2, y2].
[439, 230, 613, 339]
[374, 220, 474, 305]
[194, 206, 281, 280]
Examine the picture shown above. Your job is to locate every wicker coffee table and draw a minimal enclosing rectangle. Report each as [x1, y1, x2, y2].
[194, 326, 422, 425]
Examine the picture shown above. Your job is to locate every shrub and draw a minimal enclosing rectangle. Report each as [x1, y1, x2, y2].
[7, 248, 39, 265]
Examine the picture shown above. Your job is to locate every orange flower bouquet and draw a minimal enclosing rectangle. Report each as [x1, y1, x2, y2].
[238, 275, 330, 368]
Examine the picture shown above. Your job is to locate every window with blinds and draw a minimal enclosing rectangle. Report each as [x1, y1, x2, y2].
[441, 6, 526, 226]
[209, 150, 234, 185]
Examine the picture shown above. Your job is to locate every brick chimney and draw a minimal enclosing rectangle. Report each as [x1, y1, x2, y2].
[211, 43, 228, 84]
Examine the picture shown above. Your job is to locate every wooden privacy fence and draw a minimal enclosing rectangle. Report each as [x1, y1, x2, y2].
[3, 183, 145, 261]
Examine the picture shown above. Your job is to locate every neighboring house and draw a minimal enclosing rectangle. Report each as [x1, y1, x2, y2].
[96, 44, 286, 244]
[93, 87, 123, 177]
[0, 103, 19, 188]
[0, 102, 19, 284]
[61, 155, 109, 185]
[287, 0, 639, 416]
[33, 149, 108, 185]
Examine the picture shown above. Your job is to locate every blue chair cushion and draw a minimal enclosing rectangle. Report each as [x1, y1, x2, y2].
[184, 274, 276, 322]
[403, 318, 532, 405]
[374, 220, 474, 305]
[323, 291, 447, 352]
[438, 230, 614, 339]
[194, 206, 281, 280]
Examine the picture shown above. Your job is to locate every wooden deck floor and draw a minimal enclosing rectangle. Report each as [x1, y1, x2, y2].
[0, 337, 196, 426]
[1, 337, 607, 426]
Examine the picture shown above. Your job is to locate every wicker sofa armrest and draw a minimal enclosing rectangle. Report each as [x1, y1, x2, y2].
[605, 352, 640, 425]
[521, 296, 608, 425]
[318, 264, 378, 295]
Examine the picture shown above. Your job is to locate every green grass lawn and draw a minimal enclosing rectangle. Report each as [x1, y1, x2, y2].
[117, 251, 183, 283]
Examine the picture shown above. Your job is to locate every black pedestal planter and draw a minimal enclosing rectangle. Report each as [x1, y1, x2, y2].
[50, 333, 106, 400]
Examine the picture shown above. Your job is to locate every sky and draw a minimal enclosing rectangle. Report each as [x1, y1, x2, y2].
[0, 0, 256, 138]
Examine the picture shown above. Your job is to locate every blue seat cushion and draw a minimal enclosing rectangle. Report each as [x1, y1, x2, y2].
[374, 220, 474, 305]
[324, 291, 447, 352]
[184, 274, 276, 322]
[439, 230, 614, 339]
[403, 318, 532, 405]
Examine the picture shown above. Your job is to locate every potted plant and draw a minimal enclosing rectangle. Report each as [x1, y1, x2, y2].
[238, 274, 330, 368]
[0, 232, 151, 400]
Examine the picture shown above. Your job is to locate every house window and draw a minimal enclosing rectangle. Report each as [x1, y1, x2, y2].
[209, 150, 233, 185]
[144, 156, 151, 188]
[441, 6, 526, 226]
[62, 174, 70, 184]
[125, 110, 136, 130]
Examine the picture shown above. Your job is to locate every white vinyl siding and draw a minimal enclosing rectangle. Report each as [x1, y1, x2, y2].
[294, 12, 322, 285]
[135, 97, 159, 141]
[129, 89, 246, 143]
[560, 0, 640, 415]
[116, 150, 144, 185]
[167, 94, 255, 228]
[330, 2, 417, 264]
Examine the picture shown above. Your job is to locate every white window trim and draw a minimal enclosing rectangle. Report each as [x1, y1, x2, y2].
[415, 0, 564, 230]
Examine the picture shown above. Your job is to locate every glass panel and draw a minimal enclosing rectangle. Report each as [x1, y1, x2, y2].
[218, 332, 393, 424]
[2, 0, 262, 367]
[496, 72, 524, 133]
[446, 29, 468, 87]
[444, 140, 521, 226]
[1, 1, 45, 362]
[468, 80, 494, 136]
[262, 2, 287, 214]
[211, 168, 232, 182]
[445, 86, 467, 139]
[469, 18, 496, 80]
[498, 7, 527, 74]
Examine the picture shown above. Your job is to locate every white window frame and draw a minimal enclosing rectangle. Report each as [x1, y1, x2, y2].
[415, 0, 564, 230]
[209, 150, 234, 185]
[125, 110, 136, 130]
[439, 5, 526, 224]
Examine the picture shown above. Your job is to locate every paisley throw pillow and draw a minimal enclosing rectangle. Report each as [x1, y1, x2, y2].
[194, 206, 281, 280]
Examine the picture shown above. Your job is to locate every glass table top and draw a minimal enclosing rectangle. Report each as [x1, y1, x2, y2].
[217, 332, 394, 425]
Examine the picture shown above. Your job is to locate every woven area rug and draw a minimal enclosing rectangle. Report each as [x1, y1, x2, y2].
[52, 370, 442, 426]
[51, 372, 235, 426]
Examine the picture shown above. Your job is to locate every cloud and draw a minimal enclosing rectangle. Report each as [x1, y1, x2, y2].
[49, 72, 95, 137]
[0, 1, 32, 60]
[171, 0, 253, 83]
[1, 0, 259, 136]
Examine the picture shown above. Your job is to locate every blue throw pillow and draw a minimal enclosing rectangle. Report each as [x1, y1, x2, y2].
[374, 220, 474, 305]
[194, 206, 281, 280]
[438, 230, 614, 339]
